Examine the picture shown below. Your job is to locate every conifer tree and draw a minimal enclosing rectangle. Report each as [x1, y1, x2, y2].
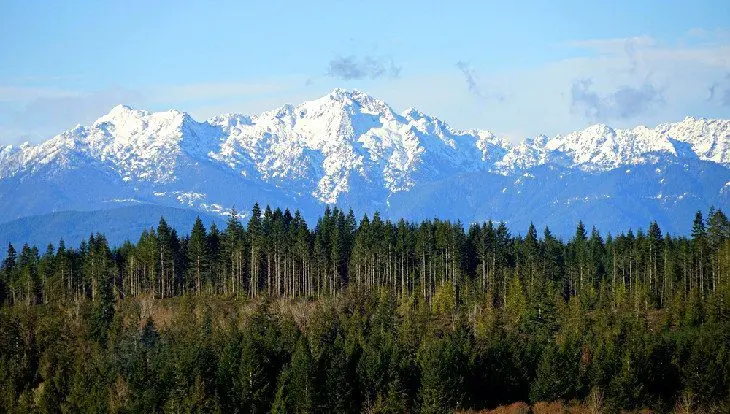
[272, 337, 315, 413]
[156, 218, 177, 298]
[248, 203, 263, 297]
[223, 209, 245, 296]
[692, 211, 708, 295]
[706, 208, 729, 293]
[187, 217, 208, 295]
[207, 222, 222, 293]
[0, 243, 17, 304]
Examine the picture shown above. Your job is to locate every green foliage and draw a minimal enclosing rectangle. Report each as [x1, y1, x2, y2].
[417, 332, 469, 413]
[0, 205, 728, 412]
[529, 341, 580, 403]
[272, 337, 316, 413]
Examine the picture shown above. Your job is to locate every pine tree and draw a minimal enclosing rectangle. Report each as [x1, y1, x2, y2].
[38, 243, 55, 304]
[647, 221, 663, 303]
[89, 259, 115, 345]
[495, 222, 512, 306]
[239, 315, 280, 413]
[530, 342, 580, 403]
[0, 243, 17, 304]
[692, 211, 708, 295]
[292, 210, 311, 297]
[156, 218, 176, 298]
[223, 209, 246, 296]
[272, 337, 315, 413]
[505, 271, 528, 329]
[248, 203, 264, 297]
[541, 226, 564, 289]
[207, 222, 222, 293]
[187, 217, 208, 295]
[17, 244, 40, 305]
[706, 208, 729, 293]
[417, 334, 467, 413]
[2, 243, 17, 272]
[570, 221, 588, 296]
[521, 222, 539, 293]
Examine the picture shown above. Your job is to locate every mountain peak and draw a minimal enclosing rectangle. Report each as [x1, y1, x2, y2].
[327, 88, 367, 100]
[1, 91, 728, 239]
[94, 104, 196, 132]
[95, 104, 148, 125]
[3, 92, 729, 206]
[287, 88, 397, 125]
[583, 123, 616, 136]
[322, 88, 390, 111]
[109, 103, 133, 113]
[105, 104, 151, 118]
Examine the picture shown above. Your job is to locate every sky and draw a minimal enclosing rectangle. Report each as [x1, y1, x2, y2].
[1, 0, 729, 145]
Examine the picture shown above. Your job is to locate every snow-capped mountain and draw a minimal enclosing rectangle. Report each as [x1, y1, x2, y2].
[207, 88, 507, 204]
[0, 106, 219, 183]
[1, 89, 728, 240]
[497, 118, 730, 173]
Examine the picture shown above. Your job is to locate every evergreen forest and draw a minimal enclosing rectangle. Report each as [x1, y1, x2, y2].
[1, 204, 729, 413]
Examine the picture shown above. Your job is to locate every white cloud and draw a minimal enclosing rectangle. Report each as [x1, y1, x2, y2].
[571, 78, 664, 120]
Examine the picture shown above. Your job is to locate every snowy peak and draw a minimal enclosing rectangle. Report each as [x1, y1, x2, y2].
[295, 88, 398, 131]
[81, 104, 220, 183]
[93, 104, 194, 139]
[209, 89, 499, 204]
[544, 122, 676, 170]
[657, 117, 730, 166]
[325, 88, 393, 114]
[98, 104, 144, 121]
[0, 104, 223, 183]
[497, 117, 730, 173]
[1, 89, 729, 240]
[1, 89, 729, 207]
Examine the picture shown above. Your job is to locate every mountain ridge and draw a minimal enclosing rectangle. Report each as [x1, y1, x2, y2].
[0, 89, 728, 239]
[2, 92, 727, 182]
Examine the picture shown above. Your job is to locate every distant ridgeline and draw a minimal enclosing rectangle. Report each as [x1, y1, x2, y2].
[1, 203, 729, 413]
[2, 92, 729, 243]
[1, 203, 729, 305]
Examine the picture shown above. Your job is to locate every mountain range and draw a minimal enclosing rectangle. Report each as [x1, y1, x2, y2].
[1, 88, 728, 249]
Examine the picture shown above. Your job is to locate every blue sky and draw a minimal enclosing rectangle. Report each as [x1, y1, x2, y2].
[1, 0, 729, 144]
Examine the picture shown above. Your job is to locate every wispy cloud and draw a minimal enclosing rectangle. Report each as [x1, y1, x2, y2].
[707, 73, 730, 106]
[568, 36, 655, 74]
[455, 61, 505, 102]
[455, 61, 481, 98]
[326, 55, 401, 80]
[571, 78, 664, 120]
[624, 38, 640, 74]
[564, 35, 686, 121]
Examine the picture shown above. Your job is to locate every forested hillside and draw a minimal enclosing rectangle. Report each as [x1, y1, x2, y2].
[1, 205, 729, 413]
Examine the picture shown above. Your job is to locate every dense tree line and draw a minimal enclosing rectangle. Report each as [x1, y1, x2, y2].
[0, 205, 729, 412]
[3, 204, 729, 307]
